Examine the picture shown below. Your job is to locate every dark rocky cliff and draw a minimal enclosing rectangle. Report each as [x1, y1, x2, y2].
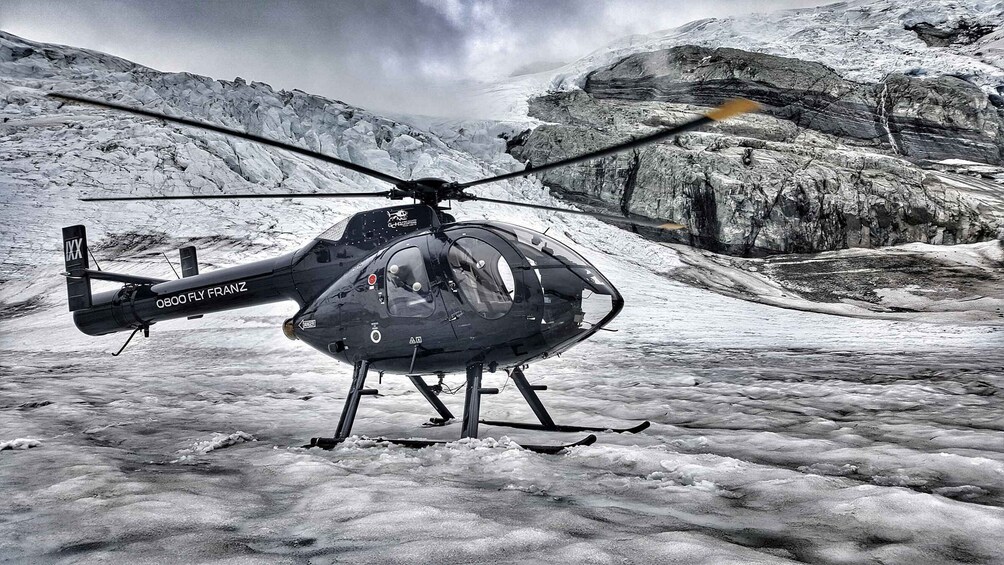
[508, 45, 1003, 255]
[585, 46, 1004, 165]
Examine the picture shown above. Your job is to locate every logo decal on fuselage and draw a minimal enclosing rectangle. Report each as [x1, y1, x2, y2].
[65, 238, 83, 262]
[408, 336, 422, 345]
[370, 322, 382, 343]
[155, 281, 248, 309]
[387, 209, 418, 229]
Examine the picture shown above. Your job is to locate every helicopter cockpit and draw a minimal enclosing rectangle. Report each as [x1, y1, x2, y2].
[447, 237, 516, 320]
[478, 223, 623, 354]
[289, 204, 441, 306]
[292, 218, 623, 373]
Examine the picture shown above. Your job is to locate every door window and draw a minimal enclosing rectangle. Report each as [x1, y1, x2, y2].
[386, 247, 435, 317]
[448, 237, 514, 319]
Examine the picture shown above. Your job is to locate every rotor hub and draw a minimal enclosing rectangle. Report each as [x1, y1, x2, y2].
[394, 178, 465, 208]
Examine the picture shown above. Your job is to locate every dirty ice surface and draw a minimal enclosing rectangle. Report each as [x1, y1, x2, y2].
[2, 249, 1003, 564]
[668, 240, 1004, 325]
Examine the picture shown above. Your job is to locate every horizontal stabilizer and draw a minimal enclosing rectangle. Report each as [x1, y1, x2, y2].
[81, 269, 167, 286]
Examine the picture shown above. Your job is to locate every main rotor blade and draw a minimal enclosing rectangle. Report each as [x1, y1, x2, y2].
[455, 98, 760, 190]
[462, 195, 686, 230]
[49, 93, 408, 187]
[80, 191, 395, 202]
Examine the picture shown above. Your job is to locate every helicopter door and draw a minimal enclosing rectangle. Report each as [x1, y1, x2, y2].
[385, 246, 436, 318]
[436, 231, 530, 352]
[382, 238, 459, 346]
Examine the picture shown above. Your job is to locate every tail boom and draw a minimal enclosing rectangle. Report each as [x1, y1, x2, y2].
[61, 226, 303, 335]
[71, 253, 301, 336]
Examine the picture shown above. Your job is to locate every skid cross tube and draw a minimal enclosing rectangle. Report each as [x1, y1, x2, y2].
[461, 364, 483, 438]
[334, 359, 377, 439]
[408, 375, 455, 422]
[461, 363, 499, 438]
[510, 366, 556, 428]
[307, 363, 616, 450]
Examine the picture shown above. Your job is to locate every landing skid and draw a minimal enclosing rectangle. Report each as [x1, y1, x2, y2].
[307, 362, 643, 451]
[480, 367, 649, 435]
[479, 420, 650, 434]
[307, 434, 597, 455]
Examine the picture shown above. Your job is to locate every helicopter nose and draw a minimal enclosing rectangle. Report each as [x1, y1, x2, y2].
[286, 312, 322, 341]
[535, 264, 623, 352]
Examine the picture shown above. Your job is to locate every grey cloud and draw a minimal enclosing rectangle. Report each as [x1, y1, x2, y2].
[1, 0, 830, 117]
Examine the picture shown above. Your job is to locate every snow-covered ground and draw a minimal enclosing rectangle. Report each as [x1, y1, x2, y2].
[2, 8, 1004, 563]
[2, 258, 1003, 563]
[668, 240, 1004, 324]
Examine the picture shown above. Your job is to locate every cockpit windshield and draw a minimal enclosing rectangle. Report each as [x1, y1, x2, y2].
[483, 223, 620, 345]
[485, 223, 614, 296]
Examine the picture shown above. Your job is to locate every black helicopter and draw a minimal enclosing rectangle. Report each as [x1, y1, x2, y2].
[54, 93, 758, 452]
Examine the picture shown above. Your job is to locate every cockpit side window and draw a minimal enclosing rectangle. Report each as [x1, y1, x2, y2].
[386, 247, 435, 317]
[318, 217, 351, 242]
[448, 237, 514, 320]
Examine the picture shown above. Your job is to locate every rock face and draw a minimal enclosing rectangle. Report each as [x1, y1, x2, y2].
[509, 45, 1003, 255]
[584, 46, 1004, 165]
[906, 20, 997, 47]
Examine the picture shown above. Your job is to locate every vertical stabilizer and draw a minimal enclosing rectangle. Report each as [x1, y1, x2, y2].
[180, 246, 203, 319]
[62, 225, 92, 311]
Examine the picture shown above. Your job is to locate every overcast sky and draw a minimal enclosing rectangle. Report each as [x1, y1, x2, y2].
[2, 0, 828, 116]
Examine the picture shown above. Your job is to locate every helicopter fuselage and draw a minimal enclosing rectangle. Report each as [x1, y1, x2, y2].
[292, 217, 623, 374]
[68, 205, 623, 375]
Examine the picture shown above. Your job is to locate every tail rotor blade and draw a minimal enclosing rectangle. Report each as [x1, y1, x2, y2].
[455, 98, 760, 190]
[461, 195, 685, 230]
[49, 93, 409, 187]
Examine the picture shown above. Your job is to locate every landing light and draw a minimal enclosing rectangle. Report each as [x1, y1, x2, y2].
[283, 318, 298, 340]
